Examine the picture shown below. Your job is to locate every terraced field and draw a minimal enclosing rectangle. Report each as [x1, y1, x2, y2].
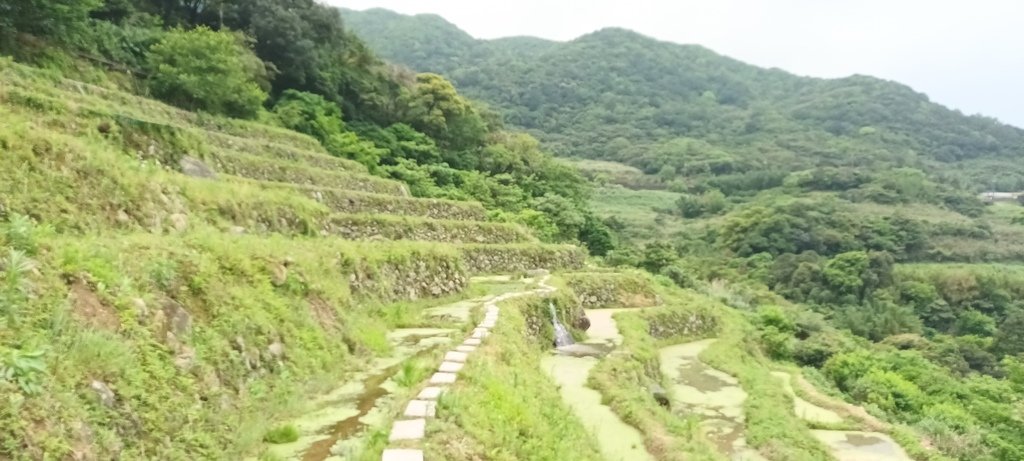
[0, 60, 586, 460]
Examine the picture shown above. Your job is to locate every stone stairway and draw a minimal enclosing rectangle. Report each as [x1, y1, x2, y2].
[382, 273, 556, 461]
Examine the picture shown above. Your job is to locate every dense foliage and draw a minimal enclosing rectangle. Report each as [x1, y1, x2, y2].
[335, 11, 1024, 458]
[343, 8, 1024, 194]
[0, 0, 613, 253]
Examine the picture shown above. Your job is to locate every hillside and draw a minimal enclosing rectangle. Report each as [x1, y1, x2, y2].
[342, 8, 1024, 192]
[4, 3, 1024, 461]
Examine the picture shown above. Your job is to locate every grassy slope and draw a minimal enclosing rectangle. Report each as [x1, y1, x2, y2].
[0, 59, 584, 459]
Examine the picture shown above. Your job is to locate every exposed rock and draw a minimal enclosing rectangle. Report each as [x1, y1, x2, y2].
[267, 341, 285, 359]
[69, 281, 120, 332]
[649, 383, 670, 408]
[270, 264, 288, 286]
[228, 226, 246, 235]
[161, 298, 192, 339]
[573, 315, 592, 331]
[179, 156, 216, 179]
[89, 380, 116, 408]
[168, 213, 188, 233]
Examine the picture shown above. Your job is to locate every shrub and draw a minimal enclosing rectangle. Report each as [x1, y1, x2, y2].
[263, 424, 299, 444]
[147, 27, 268, 118]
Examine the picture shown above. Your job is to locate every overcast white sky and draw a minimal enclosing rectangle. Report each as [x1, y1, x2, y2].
[330, 0, 1023, 128]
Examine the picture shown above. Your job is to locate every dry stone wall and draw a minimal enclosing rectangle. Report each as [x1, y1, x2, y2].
[563, 272, 661, 309]
[459, 244, 586, 274]
[328, 215, 533, 244]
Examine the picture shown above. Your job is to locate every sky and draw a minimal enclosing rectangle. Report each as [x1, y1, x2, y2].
[330, 0, 1024, 128]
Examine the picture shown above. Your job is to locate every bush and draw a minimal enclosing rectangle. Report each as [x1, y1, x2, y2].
[147, 27, 268, 118]
[263, 424, 299, 444]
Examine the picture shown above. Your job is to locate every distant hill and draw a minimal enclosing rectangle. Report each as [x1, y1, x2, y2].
[341, 8, 1024, 191]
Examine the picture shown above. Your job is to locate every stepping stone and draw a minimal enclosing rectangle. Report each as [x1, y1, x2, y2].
[464, 338, 482, 346]
[480, 320, 496, 328]
[382, 449, 423, 461]
[417, 386, 444, 400]
[444, 351, 469, 362]
[438, 361, 464, 373]
[471, 329, 488, 339]
[455, 345, 476, 353]
[404, 399, 436, 417]
[430, 372, 457, 384]
[389, 419, 425, 441]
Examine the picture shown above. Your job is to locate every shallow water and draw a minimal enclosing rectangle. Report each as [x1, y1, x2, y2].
[771, 373, 912, 461]
[770, 371, 843, 425]
[659, 339, 766, 461]
[812, 430, 913, 461]
[542, 308, 656, 461]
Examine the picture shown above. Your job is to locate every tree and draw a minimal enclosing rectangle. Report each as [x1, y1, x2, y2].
[147, 27, 268, 118]
[403, 73, 487, 151]
[640, 241, 677, 273]
[993, 309, 1024, 357]
[1, 0, 102, 46]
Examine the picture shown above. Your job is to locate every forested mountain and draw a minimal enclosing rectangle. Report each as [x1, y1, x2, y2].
[342, 8, 1024, 191]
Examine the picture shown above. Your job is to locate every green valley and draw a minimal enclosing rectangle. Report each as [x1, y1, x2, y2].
[1, 2, 1022, 461]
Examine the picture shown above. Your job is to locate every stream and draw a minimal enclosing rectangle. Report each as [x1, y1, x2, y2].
[541, 308, 656, 461]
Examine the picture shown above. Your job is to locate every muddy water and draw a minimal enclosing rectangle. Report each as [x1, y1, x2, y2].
[543, 308, 657, 461]
[770, 372, 912, 461]
[770, 371, 843, 425]
[263, 328, 456, 460]
[659, 339, 766, 461]
[812, 430, 912, 461]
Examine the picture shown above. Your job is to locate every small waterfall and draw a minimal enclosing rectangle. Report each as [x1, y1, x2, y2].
[549, 302, 575, 347]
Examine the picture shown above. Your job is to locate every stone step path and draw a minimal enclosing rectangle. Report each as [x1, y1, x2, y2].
[381, 272, 555, 461]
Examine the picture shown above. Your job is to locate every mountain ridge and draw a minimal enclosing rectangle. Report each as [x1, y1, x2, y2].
[341, 7, 1024, 191]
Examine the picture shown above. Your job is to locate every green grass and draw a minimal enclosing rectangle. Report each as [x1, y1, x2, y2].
[562, 270, 660, 308]
[263, 425, 300, 444]
[590, 185, 686, 242]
